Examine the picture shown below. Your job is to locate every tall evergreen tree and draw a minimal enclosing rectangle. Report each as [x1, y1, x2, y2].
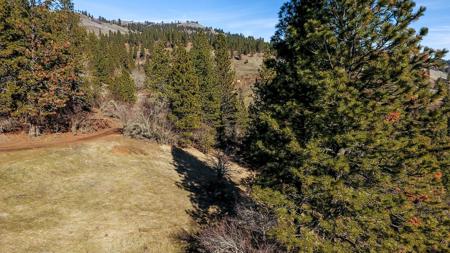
[168, 45, 202, 145]
[91, 35, 114, 83]
[192, 31, 220, 128]
[235, 88, 249, 139]
[247, 0, 449, 252]
[110, 69, 136, 103]
[0, 0, 29, 116]
[82, 32, 104, 105]
[215, 34, 239, 147]
[57, 0, 74, 11]
[1, 0, 87, 134]
[116, 38, 132, 70]
[145, 41, 171, 95]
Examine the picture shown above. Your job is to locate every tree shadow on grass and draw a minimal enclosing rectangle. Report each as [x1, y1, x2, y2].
[171, 146, 239, 225]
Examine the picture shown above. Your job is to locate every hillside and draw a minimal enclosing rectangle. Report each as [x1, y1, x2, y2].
[1, 1, 449, 252]
[80, 15, 129, 35]
[77, 14, 264, 100]
[232, 53, 264, 102]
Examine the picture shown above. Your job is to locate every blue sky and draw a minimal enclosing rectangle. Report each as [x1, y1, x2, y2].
[73, 0, 450, 59]
[414, 0, 450, 59]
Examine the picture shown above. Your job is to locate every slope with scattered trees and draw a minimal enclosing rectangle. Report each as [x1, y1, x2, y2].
[1, 0, 448, 252]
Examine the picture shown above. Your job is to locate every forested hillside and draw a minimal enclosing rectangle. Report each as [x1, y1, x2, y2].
[1, 1, 261, 151]
[1, 0, 448, 252]
[83, 31, 250, 150]
[79, 11, 268, 56]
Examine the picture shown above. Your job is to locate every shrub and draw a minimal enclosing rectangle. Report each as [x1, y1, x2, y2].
[0, 118, 20, 133]
[70, 112, 111, 134]
[196, 203, 283, 253]
[101, 97, 175, 144]
[193, 125, 217, 152]
[101, 100, 134, 124]
[212, 150, 231, 181]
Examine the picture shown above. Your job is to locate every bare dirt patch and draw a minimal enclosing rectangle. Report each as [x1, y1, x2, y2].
[0, 128, 121, 152]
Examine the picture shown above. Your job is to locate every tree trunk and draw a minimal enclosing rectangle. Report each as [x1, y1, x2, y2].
[28, 124, 40, 137]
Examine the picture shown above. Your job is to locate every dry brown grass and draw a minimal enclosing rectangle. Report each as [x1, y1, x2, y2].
[232, 53, 264, 105]
[232, 53, 264, 79]
[0, 134, 252, 252]
[0, 135, 200, 252]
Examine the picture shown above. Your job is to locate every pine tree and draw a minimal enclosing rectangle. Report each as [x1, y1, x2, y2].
[57, 0, 74, 11]
[110, 69, 136, 103]
[82, 32, 103, 105]
[215, 34, 239, 148]
[139, 45, 145, 60]
[1, 0, 87, 134]
[117, 39, 131, 70]
[92, 35, 114, 83]
[192, 32, 221, 128]
[168, 45, 202, 145]
[235, 88, 249, 139]
[0, 0, 29, 117]
[247, 0, 449, 252]
[145, 41, 171, 95]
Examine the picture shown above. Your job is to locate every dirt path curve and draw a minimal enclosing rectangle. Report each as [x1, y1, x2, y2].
[0, 128, 122, 152]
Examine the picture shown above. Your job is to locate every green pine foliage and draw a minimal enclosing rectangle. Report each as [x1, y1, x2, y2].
[235, 89, 249, 139]
[145, 41, 171, 94]
[0, 0, 29, 117]
[142, 34, 250, 149]
[215, 34, 239, 147]
[110, 70, 137, 103]
[125, 21, 267, 55]
[192, 32, 221, 128]
[168, 46, 202, 145]
[0, 0, 87, 132]
[81, 32, 103, 105]
[247, 0, 449, 252]
[90, 35, 114, 83]
[84, 30, 136, 105]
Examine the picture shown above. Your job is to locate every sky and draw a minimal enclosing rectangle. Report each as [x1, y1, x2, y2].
[414, 0, 450, 59]
[73, 0, 450, 59]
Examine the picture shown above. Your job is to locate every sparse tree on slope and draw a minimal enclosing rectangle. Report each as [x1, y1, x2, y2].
[247, 0, 449, 252]
[235, 88, 249, 139]
[91, 35, 114, 84]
